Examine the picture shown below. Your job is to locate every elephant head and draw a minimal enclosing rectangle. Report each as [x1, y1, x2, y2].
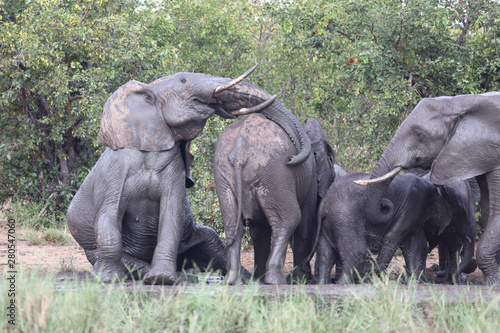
[357, 92, 500, 226]
[98, 65, 311, 171]
[304, 118, 336, 199]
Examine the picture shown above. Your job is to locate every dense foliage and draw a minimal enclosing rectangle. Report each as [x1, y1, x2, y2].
[1, 0, 499, 232]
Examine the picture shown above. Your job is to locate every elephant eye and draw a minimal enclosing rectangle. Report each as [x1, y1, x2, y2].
[413, 127, 427, 142]
[181, 78, 187, 84]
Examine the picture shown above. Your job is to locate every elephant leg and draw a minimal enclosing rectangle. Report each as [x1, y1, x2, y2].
[315, 234, 338, 284]
[144, 191, 185, 285]
[84, 248, 97, 266]
[93, 213, 126, 283]
[436, 240, 450, 278]
[220, 193, 244, 285]
[250, 225, 271, 281]
[447, 243, 462, 284]
[375, 235, 402, 274]
[121, 253, 151, 279]
[335, 220, 371, 284]
[265, 205, 301, 285]
[289, 202, 316, 283]
[476, 170, 500, 285]
[400, 230, 428, 282]
[178, 224, 227, 274]
[447, 237, 466, 284]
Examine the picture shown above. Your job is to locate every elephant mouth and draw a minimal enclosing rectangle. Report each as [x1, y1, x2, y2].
[209, 97, 236, 119]
[210, 91, 278, 119]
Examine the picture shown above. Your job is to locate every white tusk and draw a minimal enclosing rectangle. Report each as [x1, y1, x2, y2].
[214, 63, 259, 94]
[354, 166, 403, 185]
[231, 95, 277, 116]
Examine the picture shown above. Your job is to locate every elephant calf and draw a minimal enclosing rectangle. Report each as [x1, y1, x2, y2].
[214, 115, 335, 285]
[316, 171, 478, 284]
[424, 174, 478, 283]
[315, 173, 454, 284]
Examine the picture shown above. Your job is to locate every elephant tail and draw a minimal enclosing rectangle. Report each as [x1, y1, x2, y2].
[235, 163, 243, 229]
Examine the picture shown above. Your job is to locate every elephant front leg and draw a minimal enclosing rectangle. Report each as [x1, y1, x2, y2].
[94, 214, 126, 283]
[476, 220, 500, 285]
[436, 240, 451, 279]
[144, 194, 184, 285]
[315, 234, 338, 284]
[400, 230, 428, 282]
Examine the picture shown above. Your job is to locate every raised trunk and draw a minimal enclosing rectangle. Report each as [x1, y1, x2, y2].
[364, 146, 398, 224]
[218, 82, 311, 166]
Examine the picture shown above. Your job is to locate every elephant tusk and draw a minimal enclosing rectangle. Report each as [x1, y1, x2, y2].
[214, 63, 259, 94]
[230, 94, 277, 116]
[354, 166, 403, 185]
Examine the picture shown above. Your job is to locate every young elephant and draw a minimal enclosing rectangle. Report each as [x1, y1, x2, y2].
[214, 115, 335, 284]
[423, 174, 479, 283]
[315, 172, 450, 284]
[67, 67, 311, 285]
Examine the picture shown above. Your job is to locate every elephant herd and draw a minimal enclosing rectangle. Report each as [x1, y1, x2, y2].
[67, 66, 500, 286]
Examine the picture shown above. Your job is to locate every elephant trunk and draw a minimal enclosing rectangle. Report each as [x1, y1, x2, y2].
[362, 145, 401, 224]
[458, 235, 476, 275]
[215, 81, 311, 166]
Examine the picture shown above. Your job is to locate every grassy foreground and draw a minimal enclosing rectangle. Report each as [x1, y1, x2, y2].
[1, 273, 499, 333]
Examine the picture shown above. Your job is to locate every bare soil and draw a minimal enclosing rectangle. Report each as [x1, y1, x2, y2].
[1, 224, 485, 285]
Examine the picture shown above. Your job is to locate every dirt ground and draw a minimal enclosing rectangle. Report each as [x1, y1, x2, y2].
[0, 223, 485, 284]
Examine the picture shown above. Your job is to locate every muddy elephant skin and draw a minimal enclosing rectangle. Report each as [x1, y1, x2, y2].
[214, 115, 335, 285]
[67, 69, 309, 285]
[360, 92, 500, 285]
[316, 173, 452, 284]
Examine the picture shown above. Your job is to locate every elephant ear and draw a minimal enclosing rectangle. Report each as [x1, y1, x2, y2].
[424, 185, 453, 249]
[431, 97, 500, 185]
[305, 118, 336, 198]
[180, 141, 195, 188]
[98, 80, 175, 151]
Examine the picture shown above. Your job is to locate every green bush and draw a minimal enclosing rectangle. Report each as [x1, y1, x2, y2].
[2, 0, 500, 236]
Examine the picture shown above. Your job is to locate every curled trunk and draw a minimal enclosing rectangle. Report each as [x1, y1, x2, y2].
[216, 82, 311, 166]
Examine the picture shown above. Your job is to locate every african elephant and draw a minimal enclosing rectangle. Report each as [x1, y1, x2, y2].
[67, 66, 311, 285]
[422, 173, 478, 283]
[214, 116, 335, 284]
[315, 172, 451, 284]
[356, 92, 500, 285]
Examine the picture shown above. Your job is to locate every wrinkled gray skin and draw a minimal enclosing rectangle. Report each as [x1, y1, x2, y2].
[363, 92, 500, 285]
[214, 115, 335, 284]
[316, 172, 449, 284]
[334, 164, 347, 177]
[422, 173, 478, 283]
[67, 71, 311, 285]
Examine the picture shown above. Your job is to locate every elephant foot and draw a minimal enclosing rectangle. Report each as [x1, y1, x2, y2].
[484, 272, 500, 286]
[436, 268, 449, 279]
[224, 269, 240, 285]
[144, 267, 180, 285]
[121, 254, 151, 280]
[336, 275, 351, 285]
[264, 270, 287, 285]
[461, 258, 478, 274]
[287, 271, 312, 284]
[92, 261, 126, 283]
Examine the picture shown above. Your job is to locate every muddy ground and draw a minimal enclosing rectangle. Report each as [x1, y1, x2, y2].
[1, 223, 486, 283]
[4, 223, 500, 303]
